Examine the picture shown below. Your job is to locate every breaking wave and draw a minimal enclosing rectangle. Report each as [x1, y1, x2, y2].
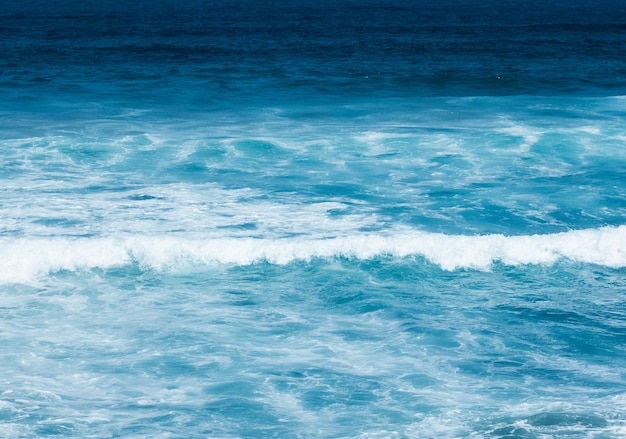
[2, 226, 625, 284]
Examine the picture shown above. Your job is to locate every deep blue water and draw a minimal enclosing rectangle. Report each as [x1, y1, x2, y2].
[2, 1, 626, 437]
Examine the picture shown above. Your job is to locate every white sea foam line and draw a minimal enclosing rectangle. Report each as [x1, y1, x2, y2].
[1, 226, 625, 283]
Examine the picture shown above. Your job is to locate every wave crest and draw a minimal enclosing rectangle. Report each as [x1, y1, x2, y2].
[2, 226, 625, 283]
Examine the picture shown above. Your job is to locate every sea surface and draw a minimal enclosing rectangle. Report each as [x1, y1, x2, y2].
[2, 1, 626, 437]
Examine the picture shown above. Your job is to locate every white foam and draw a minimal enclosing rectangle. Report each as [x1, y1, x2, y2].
[496, 124, 543, 151]
[2, 226, 625, 284]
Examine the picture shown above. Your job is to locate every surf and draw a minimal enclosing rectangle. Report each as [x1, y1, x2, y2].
[3, 225, 625, 284]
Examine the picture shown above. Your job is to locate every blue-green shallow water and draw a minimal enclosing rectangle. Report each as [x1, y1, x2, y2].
[2, 0, 626, 437]
[2, 261, 626, 437]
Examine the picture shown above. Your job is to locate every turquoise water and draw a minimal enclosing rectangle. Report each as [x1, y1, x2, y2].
[2, 1, 626, 437]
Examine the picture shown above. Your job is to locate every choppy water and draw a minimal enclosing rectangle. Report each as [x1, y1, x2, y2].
[2, 1, 626, 437]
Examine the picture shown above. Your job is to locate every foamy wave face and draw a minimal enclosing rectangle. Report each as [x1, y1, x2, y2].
[2, 226, 625, 284]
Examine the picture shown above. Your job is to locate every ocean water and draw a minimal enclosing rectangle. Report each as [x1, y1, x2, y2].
[2, 0, 626, 437]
